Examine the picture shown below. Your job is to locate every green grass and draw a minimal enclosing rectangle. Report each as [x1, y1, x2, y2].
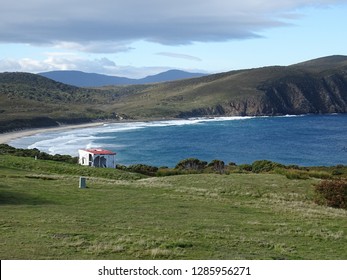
[0, 155, 346, 259]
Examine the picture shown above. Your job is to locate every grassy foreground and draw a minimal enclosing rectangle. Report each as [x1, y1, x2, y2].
[0, 155, 346, 260]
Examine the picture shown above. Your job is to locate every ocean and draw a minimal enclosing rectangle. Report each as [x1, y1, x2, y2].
[9, 114, 347, 167]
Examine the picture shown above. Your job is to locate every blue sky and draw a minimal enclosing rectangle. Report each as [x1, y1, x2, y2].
[0, 0, 346, 78]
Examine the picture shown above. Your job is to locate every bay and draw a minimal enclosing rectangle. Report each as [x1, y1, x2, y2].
[9, 114, 347, 167]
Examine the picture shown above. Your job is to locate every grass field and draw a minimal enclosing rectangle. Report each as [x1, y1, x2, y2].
[0, 155, 346, 260]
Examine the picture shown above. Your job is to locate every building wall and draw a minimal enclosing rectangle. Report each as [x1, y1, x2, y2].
[78, 150, 91, 166]
[93, 155, 115, 168]
[78, 150, 116, 168]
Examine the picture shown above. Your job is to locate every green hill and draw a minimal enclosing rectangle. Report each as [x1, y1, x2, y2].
[0, 154, 346, 259]
[1, 55, 347, 131]
[0, 72, 122, 132]
[103, 55, 347, 118]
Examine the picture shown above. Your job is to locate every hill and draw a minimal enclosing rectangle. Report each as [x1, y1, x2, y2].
[0, 154, 346, 259]
[139, 69, 207, 84]
[101, 55, 347, 118]
[1, 55, 347, 131]
[0, 72, 122, 132]
[38, 70, 134, 87]
[39, 69, 206, 87]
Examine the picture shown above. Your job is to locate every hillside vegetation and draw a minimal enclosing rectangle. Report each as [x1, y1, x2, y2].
[1, 55, 347, 131]
[0, 154, 346, 259]
[0, 72, 123, 132]
[103, 55, 347, 118]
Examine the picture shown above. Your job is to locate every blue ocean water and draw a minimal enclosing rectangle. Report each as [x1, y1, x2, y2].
[9, 114, 347, 167]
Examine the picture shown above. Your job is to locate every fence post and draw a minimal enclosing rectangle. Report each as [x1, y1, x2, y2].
[79, 177, 86, 189]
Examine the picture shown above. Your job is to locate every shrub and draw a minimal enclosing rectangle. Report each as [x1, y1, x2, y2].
[286, 164, 301, 170]
[251, 160, 284, 173]
[314, 180, 347, 209]
[238, 164, 252, 172]
[284, 170, 309, 180]
[116, 164, 127, 171]
[156, 168, 182, 177]
[0, 144, 77, 163]
[332, 169, 344, 176]
[175, 158, 207, 171]
[208, 159, 225, 173]
[51, 154, 78, 164]
[307, 171, 332, 180]
[127, 164, 158, 176]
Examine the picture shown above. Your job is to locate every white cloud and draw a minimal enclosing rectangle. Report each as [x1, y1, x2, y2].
[0, 58, 21, 72]
[1, 0, 345, 49]
[0, 54, 172, 78]
[53, 41, 134, 54]
[156, 52, 202, 61]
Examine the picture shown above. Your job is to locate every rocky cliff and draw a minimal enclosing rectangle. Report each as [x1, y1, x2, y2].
[256, 70, 347, 115]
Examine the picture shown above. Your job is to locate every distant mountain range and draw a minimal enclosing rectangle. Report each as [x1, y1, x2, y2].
[1, 55, 347, 132]
[38, 69, 207, 87]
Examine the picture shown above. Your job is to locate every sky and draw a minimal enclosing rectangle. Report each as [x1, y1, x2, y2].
[0, 0, 347, 78]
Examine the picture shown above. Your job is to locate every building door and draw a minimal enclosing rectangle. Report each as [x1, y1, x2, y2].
[100, 156, 107, 168]
[94, 156, 100, 167]
[89, 154, 93, 166]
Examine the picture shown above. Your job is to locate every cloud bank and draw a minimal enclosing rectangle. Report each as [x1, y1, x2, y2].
[1, 0, 345, 52]
[0, 54, 176, 78]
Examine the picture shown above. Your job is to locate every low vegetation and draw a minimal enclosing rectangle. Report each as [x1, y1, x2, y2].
[0, 143, 78, 164]
[0, 146, 346, 259]
[314, 180, 347, 209]
[0, 72, 123, 132]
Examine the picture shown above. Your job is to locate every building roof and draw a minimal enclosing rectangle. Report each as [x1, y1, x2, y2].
[81, 148, 116, 155]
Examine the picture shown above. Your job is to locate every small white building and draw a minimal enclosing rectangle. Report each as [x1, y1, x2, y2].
[78, 148, 116, 168]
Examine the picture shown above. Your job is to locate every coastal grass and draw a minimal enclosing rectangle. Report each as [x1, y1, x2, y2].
[1, 155, 346, 259]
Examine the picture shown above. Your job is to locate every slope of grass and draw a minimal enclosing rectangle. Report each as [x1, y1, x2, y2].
[0, 72, 121, 131]
[0, 155, 145, 181]
[0, 155, 346, 260]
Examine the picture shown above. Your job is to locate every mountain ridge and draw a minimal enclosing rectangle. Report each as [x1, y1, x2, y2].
[38, 69, 207, 87]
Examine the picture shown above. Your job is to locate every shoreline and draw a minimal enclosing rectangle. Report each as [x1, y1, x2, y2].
[0, 116, 179, 145]
[0, 113, 340, 146]
[0, 122, 106, 145]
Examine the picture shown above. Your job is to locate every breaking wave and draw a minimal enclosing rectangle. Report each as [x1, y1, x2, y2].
[9, 116, 256, 156]
[9, 114, 346, 167]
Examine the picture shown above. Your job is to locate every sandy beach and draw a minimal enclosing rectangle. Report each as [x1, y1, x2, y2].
[0, 122, 105, 145]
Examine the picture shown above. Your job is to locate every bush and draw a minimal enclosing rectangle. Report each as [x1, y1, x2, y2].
[238, 164, 252, 172]
[156, 168, 182, 177]
[332, 169, 344, 176]
[307, 171, 331, 180]
[314, 180, 347, 209]
[116, 164, 127, 170]
[0, 144, 77, 163]
[175, 158, 207, 171]
[127, 164, 158, 176]
[251, 160, 284, 173]
[208, 159, 225, 173]
[286, 164, 301, 170]
[275, 168, 310, 180]
[284, 170, 309, 180]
